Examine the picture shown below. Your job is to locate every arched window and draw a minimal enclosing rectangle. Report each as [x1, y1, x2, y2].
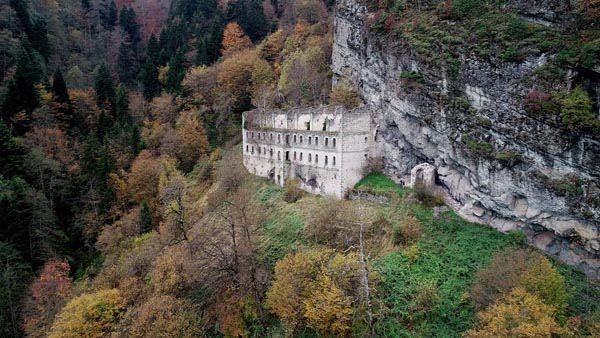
[308, 154, 312, 162]
[300, 135, 303, 143]
[270, 133, 273, 140]
[252, 132, 255, 138]
[333, 156, 336, 166]
[294, 135, 297, 143]
[325, 156, 328, 165]
[333, 138, 336, 147]
[270, 149, 273, 157]
[315, 137, 319, 145]
[278, 151, 281, 160]
[300, 152, 303, 161]
[325, 138, 329, 146]
[315, 154, 319, 163]
[278, 134, 281, 143]
[294, 151, 297, 160]
[251, 146, 254, 154]
[246, 145, 249, 152]
[308, 136, 312, 145]
[364, 136, 368, 143]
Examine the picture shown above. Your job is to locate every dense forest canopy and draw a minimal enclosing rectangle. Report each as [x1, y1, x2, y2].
[0, 0, 598, 336]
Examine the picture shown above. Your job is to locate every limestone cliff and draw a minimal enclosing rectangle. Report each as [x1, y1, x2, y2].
[332, 0, 599, 277]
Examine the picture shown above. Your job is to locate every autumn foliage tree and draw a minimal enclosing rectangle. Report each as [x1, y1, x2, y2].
[465, 288, 566, 337]
[266, 248, 371, 336]
[22, 259, 72, 337]
[49, 289, 126, 338]
[123, 294, 203, 337]
[471, 248, 569, 315]
[175, 112, 210, 172]
[221, 22, 253, 58]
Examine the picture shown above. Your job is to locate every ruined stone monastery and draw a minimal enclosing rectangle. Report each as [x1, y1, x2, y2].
[242, 106, 379, 198]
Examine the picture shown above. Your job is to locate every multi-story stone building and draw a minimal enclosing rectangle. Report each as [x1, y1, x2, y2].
[242, 106, 377, 198]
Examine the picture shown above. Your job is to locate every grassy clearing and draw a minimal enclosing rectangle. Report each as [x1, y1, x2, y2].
[254, 175, 599, 336]
[375, 208, 514, 337]
[354, 172, 405, 197]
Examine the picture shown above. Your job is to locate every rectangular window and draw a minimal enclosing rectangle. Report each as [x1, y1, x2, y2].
[294, 152, 297, 160]
[309, 154, 312, 162]
[333, 138, 336, 147]
[325, 156, 328, 165]
[300, 152, 303, 161]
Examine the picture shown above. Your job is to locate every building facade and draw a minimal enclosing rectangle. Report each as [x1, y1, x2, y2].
[242, 106, 376, 198]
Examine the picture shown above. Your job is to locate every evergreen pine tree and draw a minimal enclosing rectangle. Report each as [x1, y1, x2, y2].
[146, 34, 161, 64]
[97, 145, 116, 214]
[119, 7, 141, 47]
[96, 110, 112, 141]
[131, 124, 142, 156]
[114, 85, 131, 126]
[195, 37, 210, 66]
[141, 58, 160, 100]
[207, 16, 223, 63]
[139, 200, 153, 233]
[52, 68, 70, 104]
[94, 63, 115, 110]
[29, 16, 51, 60]
[9, 0, 31, 35]
[108, 0, 118, 28]
[1, 41, 41, 132]
[0, 120, 26, 177]
[100, 0, 118, 30]
[81, 0, 91, 9]
[165, 50, 185, 94]
[117, 40, 138, 86]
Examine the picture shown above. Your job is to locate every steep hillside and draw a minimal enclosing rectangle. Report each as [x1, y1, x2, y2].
[333, 0, 600, 277]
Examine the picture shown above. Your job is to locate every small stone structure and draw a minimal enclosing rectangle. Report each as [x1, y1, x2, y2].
[408, 163, 436, 190]
[242, 106, 377, 198]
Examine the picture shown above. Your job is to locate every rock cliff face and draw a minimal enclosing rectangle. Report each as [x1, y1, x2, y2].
[332, 0, 599, 277]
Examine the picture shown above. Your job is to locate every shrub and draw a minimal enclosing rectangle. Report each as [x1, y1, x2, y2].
[412, 182, 444, 207]
[409, 280, 440, 315]
[394, 215, 422, 245]
[362, 156, 384, 176]
[330, 80, 361, 109]
[283, 178, 304, 203]
[49, 289, 126, 338]
[471, 248, 569, 314]
[304, 199, 356, 247]
[524, 90, 558, 115]
[123, 295, 203, 337]
[557, 87, 599, 132]
[501, 46, 524, 63]
[465, 288, 566, 337]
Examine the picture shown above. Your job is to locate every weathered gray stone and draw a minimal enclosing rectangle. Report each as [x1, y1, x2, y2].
[332, 0, 599, 278]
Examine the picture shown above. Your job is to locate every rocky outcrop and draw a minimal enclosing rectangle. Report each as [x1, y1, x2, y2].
[332, 0, 599, 277]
